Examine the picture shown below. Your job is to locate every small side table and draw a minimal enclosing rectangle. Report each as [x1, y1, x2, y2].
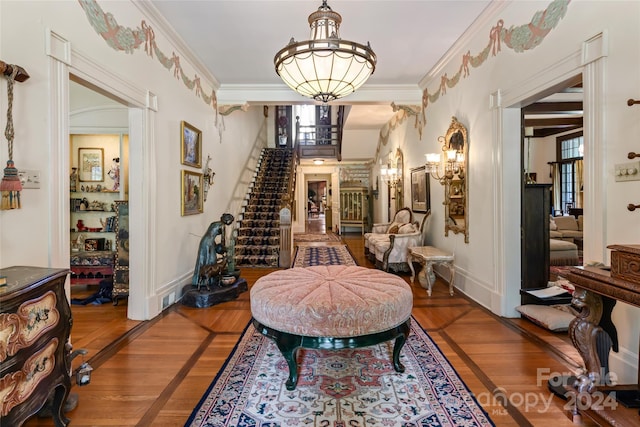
[408, 246, 455, 296]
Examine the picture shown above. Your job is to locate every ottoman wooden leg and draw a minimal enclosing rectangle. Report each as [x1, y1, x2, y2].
[253, 318, 412, 391]
[274, 339, 301, 391]
[392, 319, 411, 372]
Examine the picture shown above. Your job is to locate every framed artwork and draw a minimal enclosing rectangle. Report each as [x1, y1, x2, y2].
[181, 170, 204, 216]
[410, 166, 430, 213]
[113, 200, 129, 301]
[78, 147, 104, 182]
[181, 121, 202, 168]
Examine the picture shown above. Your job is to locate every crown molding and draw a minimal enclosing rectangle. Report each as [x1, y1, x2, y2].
[419, 0, 511, 88]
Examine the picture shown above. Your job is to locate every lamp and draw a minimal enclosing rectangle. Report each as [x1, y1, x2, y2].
[380, 163, 401, 187]
[274, 1, 377, 103]
[425, 136, 465, 185]
[313, 159, 325, 165]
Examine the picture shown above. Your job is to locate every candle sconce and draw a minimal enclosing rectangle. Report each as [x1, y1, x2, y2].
[202, 155, 215, 202]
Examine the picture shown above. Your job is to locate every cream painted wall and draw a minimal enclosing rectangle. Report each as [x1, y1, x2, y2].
[0, 1, 263, 320]
[1, 0, 637, 383]
[375, 1, 639, 383]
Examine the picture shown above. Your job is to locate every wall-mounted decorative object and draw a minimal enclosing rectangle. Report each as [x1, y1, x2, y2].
[425, 116, 469, 243]
[113, 200, 129, 305]
[410, 166, 430, 213]
[78, 147, 104, 182]
[107, 157, 120, 191]
[1, 62, 29, 210]
[202, 155, 215, 202]
[181, 170, 203, 216]
[181, 121, 202, 168]
[380, 148, 404, 213]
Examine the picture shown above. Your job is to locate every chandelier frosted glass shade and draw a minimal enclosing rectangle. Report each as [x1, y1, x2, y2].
[274, 1, 376, 103]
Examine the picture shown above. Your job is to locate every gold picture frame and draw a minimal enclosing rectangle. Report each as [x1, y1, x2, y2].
[181, 170, 203, 216]
[78, 147, 104, 182]
[410, 166, 430, 213]
[181, 121, 202, 168]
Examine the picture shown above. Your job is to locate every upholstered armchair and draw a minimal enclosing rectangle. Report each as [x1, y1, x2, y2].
[364, 207, 414, 256]
[371, 210, 431, 273]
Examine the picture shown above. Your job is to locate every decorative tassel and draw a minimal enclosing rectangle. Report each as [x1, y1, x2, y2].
[2, 64, 23, 210]
[1, 160, 21, 210]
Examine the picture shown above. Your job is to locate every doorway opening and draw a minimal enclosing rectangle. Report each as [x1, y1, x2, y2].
[307, 180, 328, 233]
[521, 75, 584, 294]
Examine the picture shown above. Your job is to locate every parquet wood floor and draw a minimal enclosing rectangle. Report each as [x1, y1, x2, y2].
[24, 232, 602, 427]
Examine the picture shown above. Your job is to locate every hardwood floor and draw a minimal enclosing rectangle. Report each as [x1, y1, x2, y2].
[25, 232, 598, 427]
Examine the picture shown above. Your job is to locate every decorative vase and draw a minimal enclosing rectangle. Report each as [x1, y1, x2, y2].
[76, 219, 85, 231]
[70, 168, 78, 192]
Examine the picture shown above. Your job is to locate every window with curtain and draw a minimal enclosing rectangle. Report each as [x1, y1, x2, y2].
[556, 131, 584, 213]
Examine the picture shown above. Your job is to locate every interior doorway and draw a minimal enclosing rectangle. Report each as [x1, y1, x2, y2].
[307, 180, 327, 233]
[520, 75, 584, 295]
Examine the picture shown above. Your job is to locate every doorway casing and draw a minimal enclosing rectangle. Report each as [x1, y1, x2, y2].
[47, 29, 158, 320]
[493, 32, 607, 317]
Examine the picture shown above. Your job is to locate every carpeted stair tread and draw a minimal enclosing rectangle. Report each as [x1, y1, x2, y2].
[234, 147, 293, 268]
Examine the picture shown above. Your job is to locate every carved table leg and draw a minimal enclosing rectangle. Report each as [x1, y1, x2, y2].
[408, 253, 417, 283]
[569, 287, 605, 391]
[447, 261, 455, 296]
[424, 262, 435, 296]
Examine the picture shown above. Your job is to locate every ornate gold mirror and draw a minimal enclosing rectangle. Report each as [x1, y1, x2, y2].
[426, 117, 468, 243]
[442, 117, 468, 242]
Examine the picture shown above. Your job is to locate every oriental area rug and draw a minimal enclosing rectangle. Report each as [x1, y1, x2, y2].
[293, 232, 341, 243]
[185, 318, 495, 427]
[292, 244, 357, 267]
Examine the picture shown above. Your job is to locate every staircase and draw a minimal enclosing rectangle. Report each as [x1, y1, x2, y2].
[234, 148, 294, 267]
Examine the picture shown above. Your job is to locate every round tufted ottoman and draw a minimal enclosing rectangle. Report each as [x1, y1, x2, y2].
[251, 265, 413, 390]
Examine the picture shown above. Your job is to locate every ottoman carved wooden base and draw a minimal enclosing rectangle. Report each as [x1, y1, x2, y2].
[250, 265, 414, 390]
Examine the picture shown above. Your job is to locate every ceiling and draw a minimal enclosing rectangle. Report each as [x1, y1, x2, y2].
[72, 2, 582, 148]
[146, 0, 493, 130]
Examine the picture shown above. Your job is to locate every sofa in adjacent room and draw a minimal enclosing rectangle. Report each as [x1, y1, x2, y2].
[550, 215, 583, 242]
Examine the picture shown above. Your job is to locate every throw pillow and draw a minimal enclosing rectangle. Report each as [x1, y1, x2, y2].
[516, 304, 576, 332]
[550, 219, 557, 231]
[398, 223, 417, 234]
[387, 224, 400, 234]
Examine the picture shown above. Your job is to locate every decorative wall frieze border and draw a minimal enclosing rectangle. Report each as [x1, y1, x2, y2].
[78, 0, 218, 119]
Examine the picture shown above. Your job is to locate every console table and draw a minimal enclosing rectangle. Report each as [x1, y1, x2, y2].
[0, 266, 72, 427]
[566, 244, 640, 426]
[408, 246, 455, 296]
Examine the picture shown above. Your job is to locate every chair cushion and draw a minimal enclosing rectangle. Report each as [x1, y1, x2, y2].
[398, 223, 417, 234]
[388, 223, 401, 234]
[393, 209, 412, 225]
[516, 304, 576, 332]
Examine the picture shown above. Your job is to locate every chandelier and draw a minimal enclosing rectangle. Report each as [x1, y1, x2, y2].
[274, 1, 377, 103]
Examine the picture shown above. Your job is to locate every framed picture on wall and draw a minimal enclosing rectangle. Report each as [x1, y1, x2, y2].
[181, 170, 203, 216]
[113, 200, 129, 302]
[78, 147, 104, 182]
[410, 166, 430, 213]
[181, 121, 202, 168]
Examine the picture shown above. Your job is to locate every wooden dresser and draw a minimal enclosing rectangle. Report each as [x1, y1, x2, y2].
[0, 266, 72, 427]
